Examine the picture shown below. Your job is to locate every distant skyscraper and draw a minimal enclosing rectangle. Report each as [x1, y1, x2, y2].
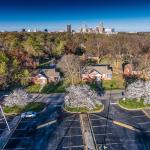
[33, 28, 37, 32]
[67, 24, 71, 33]
[44, 29, 48, 32]
[99, 22, 105, 34]
[27, 29, 31, 32]
[21, 28, 26, 32]
[81, 24, 88, 33]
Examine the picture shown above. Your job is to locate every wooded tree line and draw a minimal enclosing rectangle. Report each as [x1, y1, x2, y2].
[0, 32, 150, 89]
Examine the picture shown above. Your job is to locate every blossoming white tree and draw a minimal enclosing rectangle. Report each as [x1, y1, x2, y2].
[65, 85, 102, 111]
[126, 80, 150, 105]
[3, 89, 32, 107]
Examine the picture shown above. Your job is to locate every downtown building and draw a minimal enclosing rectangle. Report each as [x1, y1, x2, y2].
[80, 22, 117, 35]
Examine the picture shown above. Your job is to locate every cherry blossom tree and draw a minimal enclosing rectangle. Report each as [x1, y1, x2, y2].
[3, 89, 32, 107]
[125, 80, 150, 104]
[64, 85, 102, 110]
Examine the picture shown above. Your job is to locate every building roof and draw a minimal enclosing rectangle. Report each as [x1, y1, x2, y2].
[41, 68, 60, 78]
[83, 64, 112, 75]
[33, 73, 47, 79]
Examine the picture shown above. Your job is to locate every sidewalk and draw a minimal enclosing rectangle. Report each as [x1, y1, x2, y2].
[80, 114, 97, 150]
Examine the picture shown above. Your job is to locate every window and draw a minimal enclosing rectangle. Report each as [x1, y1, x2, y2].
[107, 74, 112, 78]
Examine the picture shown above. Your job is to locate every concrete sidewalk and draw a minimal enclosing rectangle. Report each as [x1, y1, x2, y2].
[80, 114, 97, 150]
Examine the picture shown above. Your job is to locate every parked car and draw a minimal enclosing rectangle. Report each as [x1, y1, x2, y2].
[21, 111, 37, 118]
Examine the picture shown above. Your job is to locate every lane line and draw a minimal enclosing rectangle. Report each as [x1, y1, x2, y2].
[113, 121, 140, 132]
[94, 133, 112, 136]
[62, 145, 84, 149]
[9, 137, 31, 140]
[59, 127, 81, 129]
[3, 148, 26, 150]
[138, 122, 150, 125]
[92, 125, 107, 127]
[63, 135, 82, 138]
[37, 120, 57, 129]
[110, 103, 117, 105]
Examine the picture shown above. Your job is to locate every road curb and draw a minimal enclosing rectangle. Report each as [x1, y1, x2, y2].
[117, 102, 144, 111]
[62, 104, 104, 114]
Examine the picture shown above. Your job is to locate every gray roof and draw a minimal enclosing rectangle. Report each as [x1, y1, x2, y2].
[83, 64, 112, 74]
[41, 68, 60, 78]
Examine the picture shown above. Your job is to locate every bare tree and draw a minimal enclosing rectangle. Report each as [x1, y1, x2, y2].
[58, 54, 81, 85]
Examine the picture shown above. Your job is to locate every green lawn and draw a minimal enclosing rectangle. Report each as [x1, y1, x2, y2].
[41, 82, 66, 94]
[103, 73, 125, 90]
[64, 104, 103, 113]
[3, 102, 46, 114]
[26, 84, 41, 93]
[26, 81, 66, 94]
[119, 98, 150, 109]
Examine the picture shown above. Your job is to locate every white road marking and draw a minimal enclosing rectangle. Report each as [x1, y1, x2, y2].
[63, 135, 82, 138]
[95, 133, 112, 136]
[62, 145, 84, 149]
[10, 137, 31, 140]
[90, 118, 106, 120]
[110, 102, 117, 105]
[59, 126, 81, 129]
[64, 120, 80, 122]
[138, 122, 150, 125]
[92, 125, 107, 127]
[126, 115, 146, 120]
[142, 130, 150, 133]
[105, 139, 142, 145]
[3, 148, 27, 150]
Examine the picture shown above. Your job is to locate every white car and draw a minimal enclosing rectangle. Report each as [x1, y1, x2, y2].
[21, 111, 37, 118]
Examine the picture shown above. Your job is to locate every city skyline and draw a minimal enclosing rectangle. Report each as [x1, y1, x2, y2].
[0, 0, 150, 32]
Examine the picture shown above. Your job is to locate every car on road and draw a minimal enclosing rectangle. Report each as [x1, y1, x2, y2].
[21, 111, 37, 118]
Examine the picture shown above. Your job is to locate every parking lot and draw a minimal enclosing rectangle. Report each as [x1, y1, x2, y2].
[3, 117, 36, 150]
[1, 93, 150, 150]
[0, 113, 13, 136]
[55, 114, 84, 150]
[89, 102, 150, 150]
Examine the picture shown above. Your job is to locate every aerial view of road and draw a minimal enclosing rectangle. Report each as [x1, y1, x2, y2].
[0, 91, 149, 150]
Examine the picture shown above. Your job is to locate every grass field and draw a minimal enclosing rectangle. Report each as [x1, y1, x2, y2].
[26, 84, 41, 93]
[41, 82, 66, 93]
[64, 104, 103, 113]
[3, 102, 46, 114]
[119, 98, 150, 109]
[103, 73, 125, 90]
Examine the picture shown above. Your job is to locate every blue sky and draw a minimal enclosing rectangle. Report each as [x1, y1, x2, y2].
[0, 0, 150, 31]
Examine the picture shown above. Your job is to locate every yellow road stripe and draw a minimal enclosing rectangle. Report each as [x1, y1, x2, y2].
[113, 121, 139, 132]
[36, 120, 57, 129]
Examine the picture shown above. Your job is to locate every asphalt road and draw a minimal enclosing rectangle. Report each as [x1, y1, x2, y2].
[92, 94, 150, 150]
[2, 92, 150, 150]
